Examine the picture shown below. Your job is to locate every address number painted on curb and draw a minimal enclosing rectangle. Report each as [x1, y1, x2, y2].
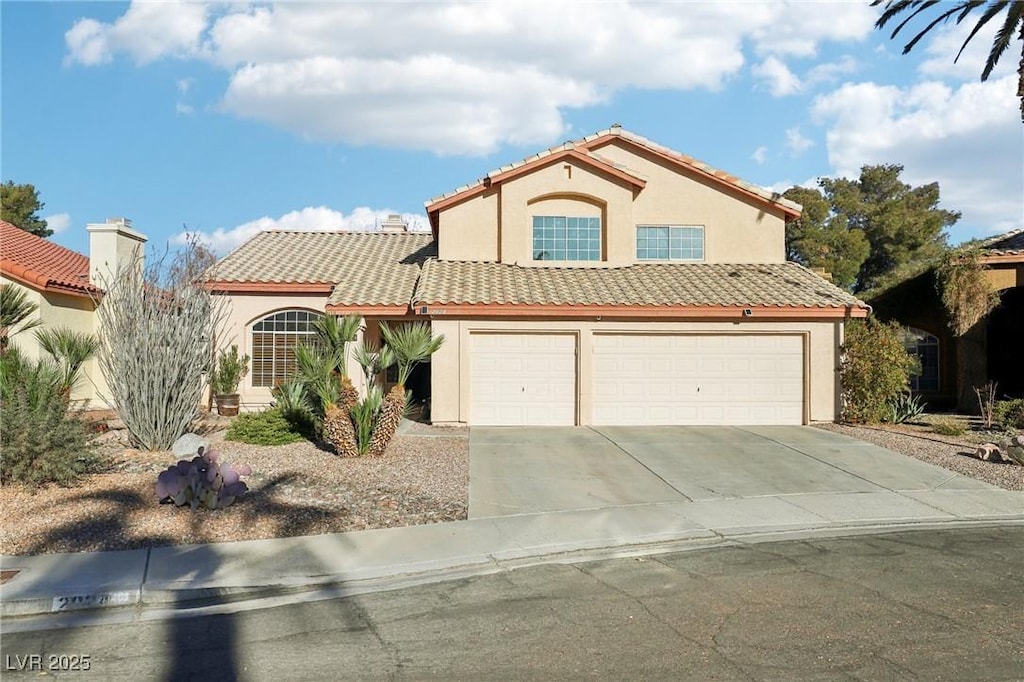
[51, 591, 136, 612]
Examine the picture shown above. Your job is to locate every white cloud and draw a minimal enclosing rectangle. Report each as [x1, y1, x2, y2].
[912, 18, 1016, 82]
[65, 1, 208, 66]
[44, 213, 72, 235]
[752, 57, 802, 97]
[181, 206, 430, 254]
[65, 1, 879, 155]
[176, 78, 193, 94]
[751, 146, 768, 165]
[805, 55, 858, 86]
[812, 75, 1023, 239]
[785, 127, 815, 156]
[175, 102, 195, 116]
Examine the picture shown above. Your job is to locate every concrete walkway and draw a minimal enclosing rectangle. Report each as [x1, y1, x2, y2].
[3, 426, 1023, 621]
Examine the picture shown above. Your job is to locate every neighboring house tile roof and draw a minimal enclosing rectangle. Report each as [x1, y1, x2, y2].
[208, 230, 437, 310]
[425, 125, 801, 220]
[0, 219, 99, 297]
[980, 228, 1024, 255]
[414, 260, 868, 317]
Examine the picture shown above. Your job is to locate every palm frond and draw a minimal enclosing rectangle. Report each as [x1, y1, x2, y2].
[378, 321, 445, 386]
[980, 1, 1023, 79]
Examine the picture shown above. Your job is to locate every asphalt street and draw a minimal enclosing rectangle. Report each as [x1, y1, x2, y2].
[3, 526, 1022, 681]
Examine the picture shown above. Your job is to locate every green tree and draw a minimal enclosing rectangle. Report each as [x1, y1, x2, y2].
[873, 0, 1024, 123]
[0, 181, 51, 237]
[783, 186, 871, 289]
[784, 164, 958, 292]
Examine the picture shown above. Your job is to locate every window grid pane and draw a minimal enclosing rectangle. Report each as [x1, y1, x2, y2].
[636, 225, 704, 261]
[250, 310, 324, 387]
[533, 215, 601, 261]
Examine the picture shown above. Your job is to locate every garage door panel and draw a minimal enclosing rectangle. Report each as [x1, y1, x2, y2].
[593, 334, 804, 426]
[471, 333, 576, 426]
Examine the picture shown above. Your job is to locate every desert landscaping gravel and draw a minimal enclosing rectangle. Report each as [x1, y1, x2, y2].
[0, 424, 468, 556]
[815, 422, 1023, 491]
[3, 419, 1020, 557]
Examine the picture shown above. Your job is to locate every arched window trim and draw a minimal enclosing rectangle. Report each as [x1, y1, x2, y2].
[249, 308, 324, 388]
[904, 327, 940, 393]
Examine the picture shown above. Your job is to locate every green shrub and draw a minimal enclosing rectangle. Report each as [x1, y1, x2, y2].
[0, 351, 101, 486]
[994, 399, 1024, 430]
[931, 418, 967, 437]
[840, 318, 918, 424]
[224, 408, 311, 445]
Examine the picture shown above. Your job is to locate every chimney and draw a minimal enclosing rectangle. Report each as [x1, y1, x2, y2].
[379, 214, 408, 233]
[87, 217, 148, 286]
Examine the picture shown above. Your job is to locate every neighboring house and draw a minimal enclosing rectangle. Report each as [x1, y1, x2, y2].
[0, 217, 147, 405]
[210, 126, 869, 425]
[869, 229, 1024, 409]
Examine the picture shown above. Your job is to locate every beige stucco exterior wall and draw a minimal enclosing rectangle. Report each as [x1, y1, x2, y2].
[1, 276, 104, 406]
[434, 140, 789, 266]
[217, 293, 368, 409]
[429, 318, 843, 426]
[437, 190, 499, 261]
[588, 140, 787, 264]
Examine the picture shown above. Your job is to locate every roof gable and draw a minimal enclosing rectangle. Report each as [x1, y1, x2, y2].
[424, 127, 801, 232]
[0, 219, 99, 297]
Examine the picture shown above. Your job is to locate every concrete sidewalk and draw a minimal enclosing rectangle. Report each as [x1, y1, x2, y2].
[4, 485, 1023, 619]
[4, 425, 1023, 620]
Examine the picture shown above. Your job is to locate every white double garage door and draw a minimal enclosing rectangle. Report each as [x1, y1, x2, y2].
[470, 332, 805, 426]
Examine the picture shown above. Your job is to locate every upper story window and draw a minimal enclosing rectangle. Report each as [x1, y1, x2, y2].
[532, 216, 601, 261]
[903, 327, 939, 392]
[636, 225, 704, 261]
[251, 309, 323, 388]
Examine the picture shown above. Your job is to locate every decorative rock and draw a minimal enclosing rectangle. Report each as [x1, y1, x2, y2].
[172, 433, 210, 457]
[1012, 435, 1024, 448]
[976, 443, 1004, 462]
[1005, 445, 1024, 466]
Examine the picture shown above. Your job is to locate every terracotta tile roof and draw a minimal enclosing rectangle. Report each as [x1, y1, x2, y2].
[980, 228, 1024, 255]
[414, 260, 867, 313]
[0, 219, 98, 297]
[209, 230, 436, 307]
[425, 126, 801, 219]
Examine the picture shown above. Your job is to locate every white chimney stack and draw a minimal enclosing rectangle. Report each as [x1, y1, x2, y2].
[87, 217, 147, 286]
[379, 214, 408, 233]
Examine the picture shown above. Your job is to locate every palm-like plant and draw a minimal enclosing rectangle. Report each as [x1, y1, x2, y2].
[367, 321, 445, 456]
[34, 327, 99, 399]
[352, 341, 397, 386]
[379, 321, 445, 386]
[872, 0, 1024, 122]
[0, 284, 41, 354]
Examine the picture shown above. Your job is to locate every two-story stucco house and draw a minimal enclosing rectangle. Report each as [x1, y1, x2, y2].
[210, 126, 868, 425]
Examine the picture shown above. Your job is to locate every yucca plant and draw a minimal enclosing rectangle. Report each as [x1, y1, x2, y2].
[351, 384, 384, 456]
[294, 315, 363, 455]
[35, 327, 99, 400]
[353, 340, 396, 386]
[368, 322, 445, 456]
[0, 284, 41, 355]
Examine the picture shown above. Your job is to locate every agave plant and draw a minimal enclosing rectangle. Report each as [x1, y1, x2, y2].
[155, 447, 251, 510]
[350, 384, 384, 456]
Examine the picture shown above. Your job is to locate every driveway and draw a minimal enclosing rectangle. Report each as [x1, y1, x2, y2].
[469, 426, 996, 518]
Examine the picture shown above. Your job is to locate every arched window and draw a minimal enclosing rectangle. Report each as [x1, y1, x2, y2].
[904, 328, 939, 392]
[250, 310, 323, 388]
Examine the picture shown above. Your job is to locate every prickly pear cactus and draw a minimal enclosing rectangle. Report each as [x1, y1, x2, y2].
[155, 448, 252, 510]
[368, 384, 406, 457]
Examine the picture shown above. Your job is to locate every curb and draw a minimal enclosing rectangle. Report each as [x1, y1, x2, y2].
[4, 516, 1022, 624]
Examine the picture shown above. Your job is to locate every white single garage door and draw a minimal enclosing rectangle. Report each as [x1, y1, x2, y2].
[592, 334, 804, 425]
[470, 333, 576, 426]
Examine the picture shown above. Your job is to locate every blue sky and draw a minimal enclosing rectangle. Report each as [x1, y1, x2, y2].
[3, 1, 1021, 257]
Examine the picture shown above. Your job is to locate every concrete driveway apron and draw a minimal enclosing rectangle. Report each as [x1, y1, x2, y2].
[469, 425, 995, 518]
